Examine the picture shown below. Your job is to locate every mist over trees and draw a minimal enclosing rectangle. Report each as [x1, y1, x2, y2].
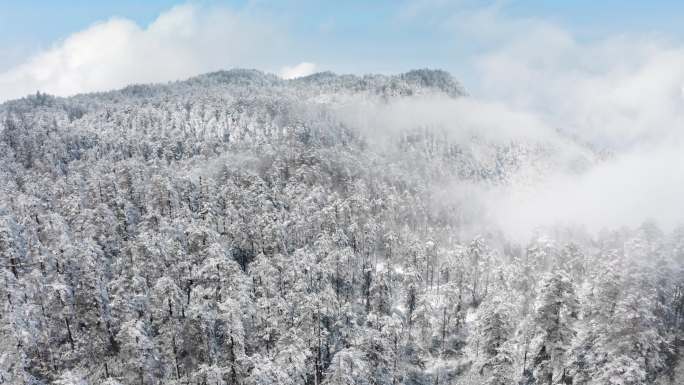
[0, 69, 682, 385]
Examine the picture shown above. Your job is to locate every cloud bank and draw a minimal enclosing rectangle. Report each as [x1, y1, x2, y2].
[280, 62, 318, 79]
[375, 2, 684, 239]
[447, 6, 684, 239]
[0, 4, 288, 101]
[489, 140, 684, 239]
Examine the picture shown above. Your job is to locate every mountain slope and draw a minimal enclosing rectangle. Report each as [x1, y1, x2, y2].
[0, 69, 681, 385]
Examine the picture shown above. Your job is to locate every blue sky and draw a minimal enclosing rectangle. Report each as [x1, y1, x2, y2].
[3, 0, 684, 41]
[3, 0, 684, 71]
[2, 0, 684, 99]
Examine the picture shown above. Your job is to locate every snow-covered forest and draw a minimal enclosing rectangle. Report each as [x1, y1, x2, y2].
[1, 69, 683, 385]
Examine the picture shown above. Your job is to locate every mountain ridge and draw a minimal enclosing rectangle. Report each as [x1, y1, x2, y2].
[0, 68, 466, 108]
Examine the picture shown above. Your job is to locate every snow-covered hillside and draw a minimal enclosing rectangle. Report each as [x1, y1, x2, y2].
[0, 69, 681, 385]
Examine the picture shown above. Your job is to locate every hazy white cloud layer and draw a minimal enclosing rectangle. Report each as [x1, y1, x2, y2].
[279, 62, 317, 79]
[489, 141, 684, 239]
[444, 6, 684, 238]
[345, 2, 684, 239]
[0, 4, 287, 101]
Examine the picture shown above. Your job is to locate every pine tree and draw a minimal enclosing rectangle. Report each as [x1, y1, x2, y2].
[473, 296, 516, 385]
[532, 270, 578, 385]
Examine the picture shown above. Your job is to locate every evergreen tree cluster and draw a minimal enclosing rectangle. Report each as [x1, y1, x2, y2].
[0, 70, 682, 384]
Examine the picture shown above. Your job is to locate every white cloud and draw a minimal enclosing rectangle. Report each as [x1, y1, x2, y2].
[475, 37, 684, 150]
[447, 8, 684, 151]
[336, 94, 578, 148]
[279, 62, 318, 79]
[439, 6, 684, 238]
[389, 2, 684, 238]
[487, 141, 684, 239]
[0, 4, 286, 101]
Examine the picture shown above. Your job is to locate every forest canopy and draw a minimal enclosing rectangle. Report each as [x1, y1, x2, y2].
[0, 69, 682, 385]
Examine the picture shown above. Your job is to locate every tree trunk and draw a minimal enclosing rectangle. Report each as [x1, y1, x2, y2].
[65, 317, 75, 351]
